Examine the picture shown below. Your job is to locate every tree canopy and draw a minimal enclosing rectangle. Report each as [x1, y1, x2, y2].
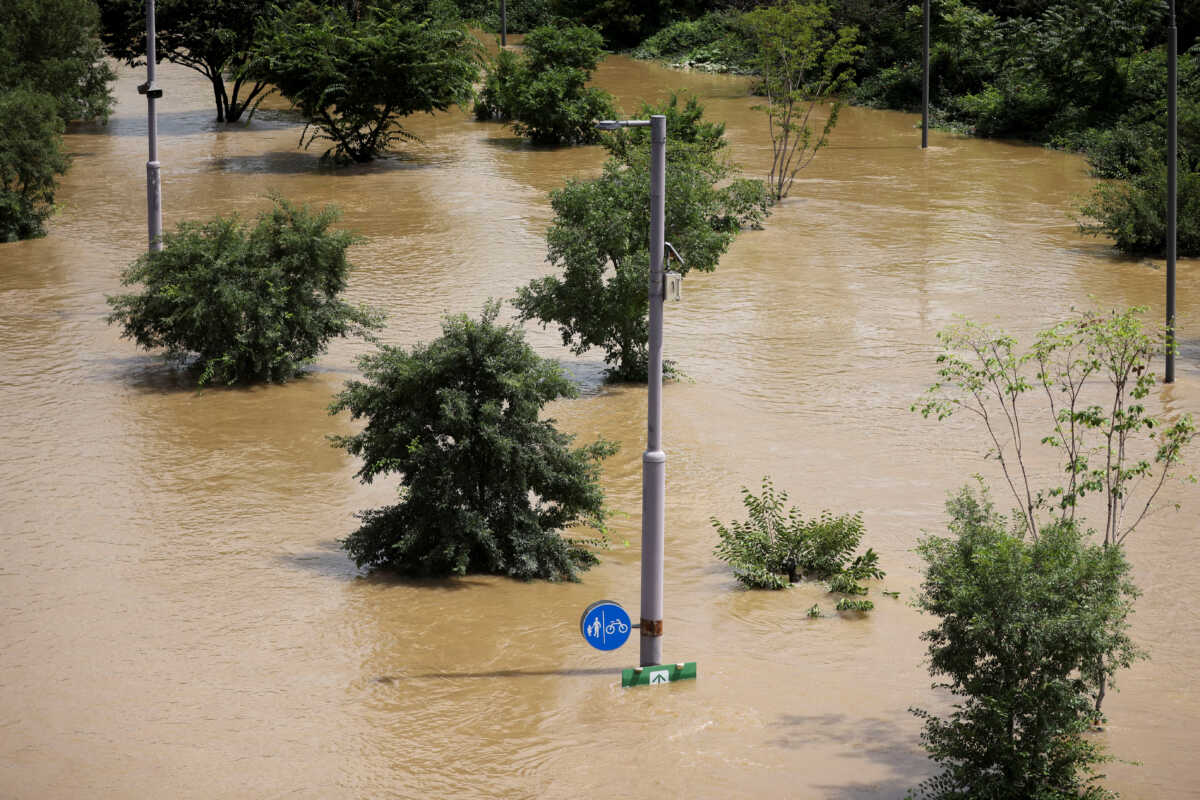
[0, 0, 114, 124]
[514, 92, 769, 380]
[252, 2, 480, 162]
[98, 0, 280, 122]
[330, 303, 616, 581]
[0, 89, 70, 242]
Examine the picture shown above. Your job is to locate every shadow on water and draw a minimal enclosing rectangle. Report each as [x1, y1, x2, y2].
[205, 149, 451, 176]
[771, 713, 931, 799]
[280, 541, 496, 591]
[380, 667, 614, 681]
[68, 109, 301, 137]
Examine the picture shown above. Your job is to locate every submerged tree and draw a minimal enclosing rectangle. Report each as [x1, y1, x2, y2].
[0, 89, 70, 242]
[911, 486, 1139, 800]
[1, 0, 115, 124]
[514, 92, 769, 380]
[252, 1, 480, 162]
[98, 0, 279, 123]
[330, 303, 616, 581]
[475, 23, 615, 146]
[107, 197, 382, 384]
[741, 1, 861, 202]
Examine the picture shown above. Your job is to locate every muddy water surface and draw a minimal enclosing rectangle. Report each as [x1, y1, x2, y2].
[2, 52, 1198, 799]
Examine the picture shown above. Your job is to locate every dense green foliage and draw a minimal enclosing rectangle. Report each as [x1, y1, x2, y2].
[632, 1, 1198, 255]
[252, 2, 479, 163]
[330, 303, 617, 581]
[475, 24, 615, 146]
[711, 478, 880, 596]
[98, 0, 278, 122]
[0, 0, 114, 124]
[107, 198, 382, 384]
[0, 89, 70, 242]
[911, 487, 1139, 800]
[549, 0, 718, 49]
[742, 1, 861, 202]
[455, 0, 555, 34]
[514, 92, 769, 380]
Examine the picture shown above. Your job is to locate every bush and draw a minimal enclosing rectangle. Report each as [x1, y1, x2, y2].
[474, 24, 615, 146]
[910, 486, 1140, 800]
[1080, 166, 1200, 257]
[0, 88, 70, 242]
[632, 11, 752, 72]
[329, 302, 617, 581]
[711, 477, 875, 590]
[106, 197, 382, 384]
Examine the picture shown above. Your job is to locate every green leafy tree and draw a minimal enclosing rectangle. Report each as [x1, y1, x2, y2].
[741, 1, 861, 202]
[0, 89, 71, 242]
[251, 2, 480, 163]
[549, 0, 712, 49]
[0, 0, 114, 124]
[910, 486, 1140, 800]
[329, 303, 617, 581]
[514, 92, 769, 380]
[475, 24, 615, 146]
[711, 477, 879, 591]
[106, 197, 383, 385]
[98, 0, 280, 122]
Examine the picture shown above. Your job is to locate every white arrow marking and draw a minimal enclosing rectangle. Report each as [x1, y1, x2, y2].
[649, 670, 669, 685]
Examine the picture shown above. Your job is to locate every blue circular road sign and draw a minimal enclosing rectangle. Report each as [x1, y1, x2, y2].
[580, 600, 632, 651]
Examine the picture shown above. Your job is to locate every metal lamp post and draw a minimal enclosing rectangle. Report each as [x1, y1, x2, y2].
[596, 115, 668, 668]
[138, 0, 164, 252]
[1166, 0, 1178, 383]
[922, 0, 930, 149]
[500, 0, 507, 47]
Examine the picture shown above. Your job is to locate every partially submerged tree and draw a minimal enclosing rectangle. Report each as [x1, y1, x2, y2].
[741, 1, 861, 202]
[0, 89, 70, 242]
[514, 92, 769, 380]
[330, 303, 617, 581]
[0, 0, 115, 124]
[911, 486, 1139, 800]
[107, 197, 382, 384]
[252, 2, 480, 162]
[98, 0, 278, 123]
[914, 307, 1196, 548]
[475, 24, 615, 146]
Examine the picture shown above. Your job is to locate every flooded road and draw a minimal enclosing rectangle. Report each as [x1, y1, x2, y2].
[1, 50, 1198, 799]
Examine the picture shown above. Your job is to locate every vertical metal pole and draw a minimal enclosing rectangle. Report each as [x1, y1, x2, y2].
[922, 0, 930, 149]
[640, 114, 667, 668]
[146, 0, 163, 252]
[1166, 0, 1177, 383]
[500, 0, 507, 47]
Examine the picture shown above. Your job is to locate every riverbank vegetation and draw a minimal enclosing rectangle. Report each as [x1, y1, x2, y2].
[515, 92, 769, 380]
[330, 302, 617, 581]
[630, 0, 1199, 257]
[106, 197, 383, 385]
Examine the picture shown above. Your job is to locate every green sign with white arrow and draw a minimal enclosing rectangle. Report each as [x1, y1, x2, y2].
[621, 662, 697, 687]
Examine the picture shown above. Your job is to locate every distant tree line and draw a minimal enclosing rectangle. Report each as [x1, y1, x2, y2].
[632, 0, 1199, 257]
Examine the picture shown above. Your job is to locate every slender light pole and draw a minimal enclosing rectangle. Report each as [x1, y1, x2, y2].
[922, 0, 930, 148]
[138, 0, 164, 252]
[500, 0, 507, 47]
[596, 115, 667, 668]
[1166, 0, 1177, 382]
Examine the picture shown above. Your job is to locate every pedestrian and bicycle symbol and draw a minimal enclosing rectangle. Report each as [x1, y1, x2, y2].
[579, 600, 632, 651]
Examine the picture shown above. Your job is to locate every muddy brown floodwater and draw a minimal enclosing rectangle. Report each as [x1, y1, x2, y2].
[2, 50, 1198, 799]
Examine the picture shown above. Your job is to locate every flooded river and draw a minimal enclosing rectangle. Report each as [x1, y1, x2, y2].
[1, 49, 1197, 799]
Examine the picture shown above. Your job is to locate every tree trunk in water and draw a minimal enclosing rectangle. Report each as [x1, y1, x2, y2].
[211, 76, 226, 123]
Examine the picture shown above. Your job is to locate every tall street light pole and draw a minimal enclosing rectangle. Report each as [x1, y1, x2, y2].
[138, 0, 164, 252]
[500, 0, 507, 48]
[1166, 0, 1177, 382]
[596, 115, 667, 668]
[922, 0, 930, 149]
